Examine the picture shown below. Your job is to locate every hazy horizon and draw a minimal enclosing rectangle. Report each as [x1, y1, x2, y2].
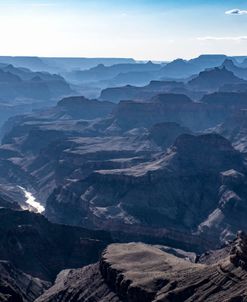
[0, 53, 247, 62]
[1, 0, 247, 61]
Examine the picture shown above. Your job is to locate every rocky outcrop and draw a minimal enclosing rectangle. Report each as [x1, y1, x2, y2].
[99, 243, 199, 302]
[35, 239, 247, 302]
[35, 264, 121, 302]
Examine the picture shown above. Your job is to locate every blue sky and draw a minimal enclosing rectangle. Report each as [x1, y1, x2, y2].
[0, 0, 247, 60]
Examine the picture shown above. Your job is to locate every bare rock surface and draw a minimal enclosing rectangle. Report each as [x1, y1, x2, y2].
[46, 133, 247, 250]
[0, 208, 112, 282]
[35, 264, 120, 302]
[0, 260, 50, 302]
[36, 239, 247, 302]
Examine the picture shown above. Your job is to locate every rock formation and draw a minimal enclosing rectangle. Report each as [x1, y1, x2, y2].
[188, 67, 245, 91]
[0, 208, 112, 282]
[0, 261, 50, 302]
[230, 231, 247, 269]
[36, 237, 247, 302]
[45, 133, 246, 250]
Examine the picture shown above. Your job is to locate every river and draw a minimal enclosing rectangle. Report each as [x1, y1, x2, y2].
[18, 186, 45, 214]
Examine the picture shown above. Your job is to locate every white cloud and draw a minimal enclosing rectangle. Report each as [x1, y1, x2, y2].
[225, 8, 247, 15]
[197, 36, 247, 41]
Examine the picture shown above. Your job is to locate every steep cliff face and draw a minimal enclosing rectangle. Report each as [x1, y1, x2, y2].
[35, 235, 247, 302]
[149, 122, 191, 148]
[35, 264, 121, 302]
[1, 95, 196, 204]
[110, 95, 231, 131]
[0, 96, 118, 202]
[215, 109, 247, 153]
[0, 261, 50, 302]
[0, 209, 112, 282]
[2, 93, 247, 250]
[0, 184, 23, 210]
[45, 133, 246, 249]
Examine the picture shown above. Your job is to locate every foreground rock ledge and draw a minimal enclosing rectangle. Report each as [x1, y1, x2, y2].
[36, 241, 247, 302]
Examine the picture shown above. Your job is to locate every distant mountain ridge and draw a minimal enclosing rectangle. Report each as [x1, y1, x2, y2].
[66, 55, 234, 88]
[188, 66, 246, 91]
[0, 56, 136, 73]
[221, 58, 247, 80]
[0, 64, 72, 101]
[66, 61, 162, 84]
[100, 67, 247, 103]
[0, 63, 74, 131]
[0, 54, 244, 85]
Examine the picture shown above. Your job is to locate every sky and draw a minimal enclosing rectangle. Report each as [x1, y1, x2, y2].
[0, 0, 247, 60]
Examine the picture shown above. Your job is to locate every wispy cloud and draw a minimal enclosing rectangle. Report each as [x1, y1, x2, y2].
[225, 8, 247, 15]
[197, 36, 247, 41]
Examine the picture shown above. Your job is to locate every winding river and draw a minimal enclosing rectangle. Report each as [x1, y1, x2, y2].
[18, 186, 45, 214]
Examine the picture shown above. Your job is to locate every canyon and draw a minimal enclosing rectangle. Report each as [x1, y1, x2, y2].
[1, 55, 247, 301]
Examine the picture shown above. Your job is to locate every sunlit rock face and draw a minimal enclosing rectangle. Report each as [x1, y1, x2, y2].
[36, 235, 247, 302]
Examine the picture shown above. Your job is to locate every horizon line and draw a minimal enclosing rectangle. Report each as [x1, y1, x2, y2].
[0, 53, 247, 62]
